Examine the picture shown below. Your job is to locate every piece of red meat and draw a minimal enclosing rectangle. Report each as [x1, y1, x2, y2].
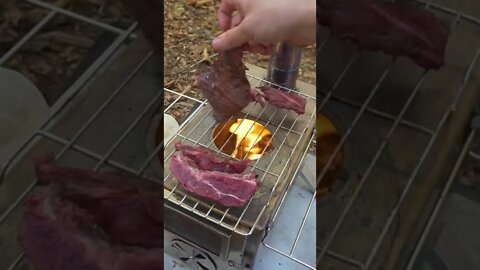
[259, 86, 306, 114]
[34, 159, 163, 247]
[317, 0, 450, 69]
[20, 191, 163, 270]
[19, 159, 164, 270]
[175, 142, 250, 173]
[197, 48, 253, 122]
[170, 151, 259, 207]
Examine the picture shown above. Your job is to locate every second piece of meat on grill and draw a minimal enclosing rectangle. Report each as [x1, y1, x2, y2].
[170, 143, 260, 207]
[259, 86, 307, 114]
[317, 0, 450, 69]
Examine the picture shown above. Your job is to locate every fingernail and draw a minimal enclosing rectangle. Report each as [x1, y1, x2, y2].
[212, 37, 221, 49]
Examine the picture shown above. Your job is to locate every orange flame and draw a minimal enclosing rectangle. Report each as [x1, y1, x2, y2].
[229, 119, 272, 160]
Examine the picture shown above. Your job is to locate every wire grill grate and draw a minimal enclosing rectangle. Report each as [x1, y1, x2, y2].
[313, 1, 480, 269]
[163, 70, 316, 236]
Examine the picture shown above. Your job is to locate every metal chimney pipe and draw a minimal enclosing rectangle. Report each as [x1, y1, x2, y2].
[266, 42, 302, 90]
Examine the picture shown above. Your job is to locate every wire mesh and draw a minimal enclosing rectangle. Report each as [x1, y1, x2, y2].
[163, 70, 316, 236]
[314, 1, 480, 269]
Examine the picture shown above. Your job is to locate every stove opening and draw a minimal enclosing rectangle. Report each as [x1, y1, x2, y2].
[317, 113, 344, 196]
[213, 119, 273, 160]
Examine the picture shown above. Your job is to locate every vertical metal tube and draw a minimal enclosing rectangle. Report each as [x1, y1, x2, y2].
[267, 42, 302, 90]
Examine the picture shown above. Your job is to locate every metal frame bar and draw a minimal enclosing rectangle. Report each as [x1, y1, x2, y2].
[25, 0, 134, 35]
[405, 129, 476, 269]
[0, 10, 56, 65]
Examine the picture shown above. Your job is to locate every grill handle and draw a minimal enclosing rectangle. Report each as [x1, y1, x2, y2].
[266, 42, 302, 90]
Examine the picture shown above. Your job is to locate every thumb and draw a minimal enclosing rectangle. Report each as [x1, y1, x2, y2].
[212, 23, 251, 51]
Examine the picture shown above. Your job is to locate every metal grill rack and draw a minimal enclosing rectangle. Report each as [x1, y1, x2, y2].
[163, 70, 316, 236]
[313, 0, 480, 269]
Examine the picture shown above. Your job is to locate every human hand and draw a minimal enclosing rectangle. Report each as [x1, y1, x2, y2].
[212, 0, 316, 52]
[227, 11, 273, 55]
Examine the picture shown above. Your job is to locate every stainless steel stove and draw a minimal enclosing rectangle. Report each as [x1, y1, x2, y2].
[161, 59, 316, 269]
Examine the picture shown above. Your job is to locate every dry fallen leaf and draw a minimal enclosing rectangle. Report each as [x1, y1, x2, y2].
[181, 85, 192, 94]
[173, 4, 185, 17]
[202, 47, 209, 60]
[40, 31, 95, 48]
[187, 0, 214, 8]
[201, 47, 213, 64]
[29, 61, 53, 76]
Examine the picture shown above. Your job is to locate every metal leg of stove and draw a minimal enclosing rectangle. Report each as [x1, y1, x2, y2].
[296, 153, 316, 193]
[241, 229, 264, 270]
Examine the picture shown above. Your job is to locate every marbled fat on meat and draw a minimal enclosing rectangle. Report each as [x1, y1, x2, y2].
[175, 142, 250, 173]
[260, 87, 307, 114]
[170, 148, 259, 207]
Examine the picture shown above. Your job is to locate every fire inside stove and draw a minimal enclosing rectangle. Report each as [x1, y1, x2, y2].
[317, 113, 345, 196]
[213, 119, 273, 160]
